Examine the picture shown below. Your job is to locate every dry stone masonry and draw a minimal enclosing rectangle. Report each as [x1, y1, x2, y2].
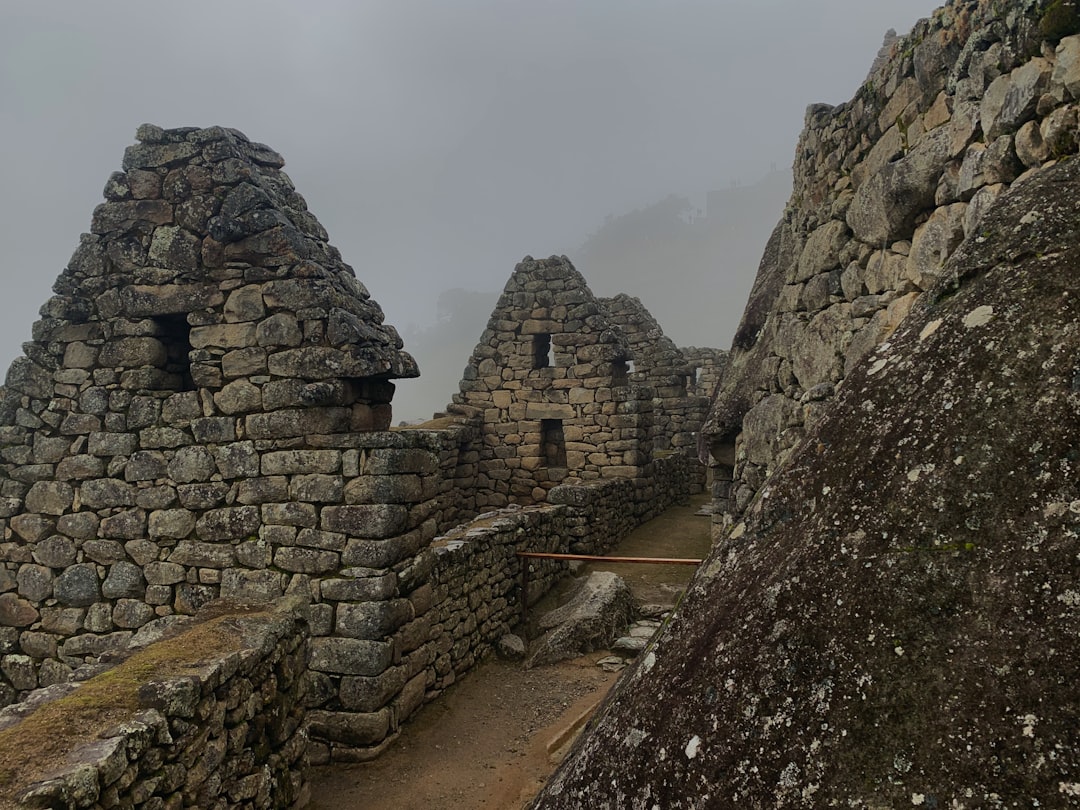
[447, 256, 652, 505]
[0, 127, 715, 772]
[1, 600, 309, 810]
[703, 0, 1080, 536]
[597, 294, 710, 454]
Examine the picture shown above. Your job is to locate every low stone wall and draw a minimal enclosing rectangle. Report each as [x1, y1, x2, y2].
[0, 599, 309, 810]
[303, 450, 703, 762]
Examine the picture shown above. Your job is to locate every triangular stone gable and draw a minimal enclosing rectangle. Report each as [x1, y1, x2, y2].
[598, 293, 710, 452]
[1, 124, 417, 460]
[452, 255, 652, 505]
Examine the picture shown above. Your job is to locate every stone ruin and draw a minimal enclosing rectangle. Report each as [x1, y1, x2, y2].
[534, 0, 1080, 805]
[0, 124, 719, 792]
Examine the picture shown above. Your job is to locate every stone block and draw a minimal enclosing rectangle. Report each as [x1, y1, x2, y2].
[274, 547, 340, 575]
[296, 528, 346, 551]
[306, 709, 391, 747]
[196, 506, 260, 542]
[54, 564, 101, 607]
[220, 569, 285, 603]
[190, 323, 257, 350]
[33, 535, 77, 568]
[24, 481, 74, 515]
[322, 505, 408, 539]
[309, 637, 393, 676]
[290, 474, 344, 503]
[262, 502, 317, 528]
[262, 450, 340, 475]
[0, 591, 39, 630]
[169, 541, 236, 568]
[213, 442, 259, 479]
[343, 474, 424, 505]
[339, 666, 408, 712]
[336, 600, 413, 640]
[145, 561, 187, 586]
[16, 564, 53, 602]
[364, 449, 438, 475]
[221, 347, 268, 378]
[100, 508, 147, 540]
[321, 573, 397, 602]
[191, 417, 238, 443]
[167, 446, 215, 483]
[112, 599, 155, 629]
[148, 508, 197, 539]
[81, 539, 126, 565]
[102, 561, 145, 599]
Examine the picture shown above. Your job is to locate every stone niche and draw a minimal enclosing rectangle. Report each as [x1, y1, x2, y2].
[449, 256, 655, 506]
[0, 124, 419, 704]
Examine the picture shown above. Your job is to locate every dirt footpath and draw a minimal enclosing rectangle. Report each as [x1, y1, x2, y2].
[308, 656, 617, 810]
[308, 495, 711, 810]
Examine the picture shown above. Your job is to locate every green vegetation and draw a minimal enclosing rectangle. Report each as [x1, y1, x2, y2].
[0, 612, 254, 802]
[1040, 0, 1080, 39]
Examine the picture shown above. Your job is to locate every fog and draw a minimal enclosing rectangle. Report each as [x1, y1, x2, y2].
[1, 1, 939, 421]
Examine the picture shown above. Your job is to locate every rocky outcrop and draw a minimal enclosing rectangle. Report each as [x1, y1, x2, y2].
[702, 0, 1080, 534]
[533, 1, 1080, 805]
[533, 119, 1080, 810]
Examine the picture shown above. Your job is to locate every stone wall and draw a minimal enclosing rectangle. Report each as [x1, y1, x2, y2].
[597, 294, 710, 454]
[0, 600, 308, 809]
[704, 0, 1080, 534]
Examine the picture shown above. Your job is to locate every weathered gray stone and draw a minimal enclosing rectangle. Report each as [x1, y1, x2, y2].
[0, 594, 40, 628]
[309, 637, 393, 676]
[102, 561, 145, 599]
[336, 600, 412, 640]
[527, 571, 634, 667]
[274, 547, 339, 575]
[33, 535, 77, 569]
[24, 481, 74, 515]
[9, 513, 55, 543]
[196, 506, 259, 541]
[321, 504, 407, 538]
[81, 538, 126, 565]
[213, 442, 259, 478]
[846, 127, 952, 245]
[148, 508, 197, 539]
[166, 446, 215, 483]
[306, 709, 390, 747]
[219, 568, 285, 602]
[144, 561, 186, 586]
[112, 599, 155, 629]
[54, 564, 101, 607]
[99, 508, 147, 540]
[16, 564, 53, 602]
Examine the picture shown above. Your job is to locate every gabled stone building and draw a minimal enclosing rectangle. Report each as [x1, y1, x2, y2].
[597, 293, 710, 454]
[0, 124, 422, 704]
[449, 256, 653, 506]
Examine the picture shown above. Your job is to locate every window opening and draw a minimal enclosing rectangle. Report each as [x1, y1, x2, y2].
[612, 359, 629, 386]
[540, 419, 567, 468]
[533, 334, 553, 369]
[152, 314, 194, 391]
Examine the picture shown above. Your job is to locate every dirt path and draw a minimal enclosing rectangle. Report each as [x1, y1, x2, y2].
[308, 494, 711, 810]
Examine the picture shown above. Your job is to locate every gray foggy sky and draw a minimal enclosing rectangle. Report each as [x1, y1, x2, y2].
[1, 1, 938, 419]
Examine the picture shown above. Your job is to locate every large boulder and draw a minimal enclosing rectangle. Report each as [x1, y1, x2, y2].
[533, 158, 1080, 806]
[526, 571, 635, 667]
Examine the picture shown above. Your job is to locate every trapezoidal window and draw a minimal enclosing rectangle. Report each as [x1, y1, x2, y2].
[611, 359, 629, 386]
[152, 314, 194, 391]
[533, 333, 553, 369]
[540, 419, 567, 468]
